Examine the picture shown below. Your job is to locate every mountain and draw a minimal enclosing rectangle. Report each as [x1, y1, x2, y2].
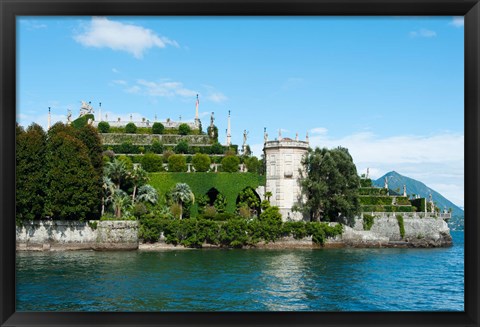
[373, 171, 464, 230]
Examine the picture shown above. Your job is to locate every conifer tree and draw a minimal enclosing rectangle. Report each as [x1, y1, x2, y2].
[16, 123, 47, 221]
[44, 132, 99, 220]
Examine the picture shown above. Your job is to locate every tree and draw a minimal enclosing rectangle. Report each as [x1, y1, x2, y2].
[76, 124, 104, 179]
[125, 122, 137, 134]
[174, 140, 189, 154]
[97, 121, 110, 133]
[168, 154, 187, 172]
[192, 153, 211, 172]
[16, 123, 47, 221]
[221, 155, 240, 172]
[178, 123, 191, 135]
[131, 166, 149, 203]
[244, 156, 261, 173]
[296, 146, 361, 224]
[169, 183, 195, 219]
[104, 158, 128, 189]
[111, 189, 130, 218]
[237, 187, 261, 216]
[141, 153, 163, 172]
[152, 122, 165, 134]
[44, 132, 99, 220]
[136, 185, 158, 205]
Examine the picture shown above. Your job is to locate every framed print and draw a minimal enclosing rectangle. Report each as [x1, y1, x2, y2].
[1, 0, 479, 326]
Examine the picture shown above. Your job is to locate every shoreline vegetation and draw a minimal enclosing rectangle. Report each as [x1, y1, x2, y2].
[16, 120, 452, 251]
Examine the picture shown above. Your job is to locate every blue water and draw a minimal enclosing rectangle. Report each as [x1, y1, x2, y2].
[16, 231, 464, 312]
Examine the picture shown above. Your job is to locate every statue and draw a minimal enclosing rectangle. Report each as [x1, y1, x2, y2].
[243, 130, 248, 146]
[79, 101, 94, 117]
[264, 127, 268, 143]
[384, 177, 388, 189]
[66, 109, 72, 124]
[295, 132, 298, 141]
[403, 185, 407, 197]
[209, 112, 215, 138]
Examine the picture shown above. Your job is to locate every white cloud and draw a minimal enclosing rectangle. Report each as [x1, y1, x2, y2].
[21, 20, 48, 30]
[74, 17, 179, 59]
[450, 17, 464, 28]
[112, 68, 120, 73]
[310, 127, 328, 135]
[136, 79, 197, 98]
[112, 79, 127, 85]
[308, 130, 464, 207]
[207, 92, 228, 103]
[409, 28, 437, 38]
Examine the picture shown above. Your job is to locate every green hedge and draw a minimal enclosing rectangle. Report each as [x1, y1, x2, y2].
[138, 215, 343, 247]
[394, 197, 411, 205]
[410, 198, 426, 212]
[149, 172, 265, 214]
[359, 196, 393, 206]
[103, 143, 231, 155]
[361, 205, 414, 213]
[362, 214, 375, 230]
[358, 187, 388, 196]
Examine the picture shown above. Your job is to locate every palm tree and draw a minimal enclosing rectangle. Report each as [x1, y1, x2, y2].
[101, 176, 116, 216]
[112, 189, 130, 218]
[131, 166, 149, 203]
[104, 159, 128, 189]
[169, 183, 195, 219]
[137, 185, 158, 205]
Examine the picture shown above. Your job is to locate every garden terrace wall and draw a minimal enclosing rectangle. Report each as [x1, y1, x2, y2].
[100, 133, 210, 146]
[16, 220, 139, 251]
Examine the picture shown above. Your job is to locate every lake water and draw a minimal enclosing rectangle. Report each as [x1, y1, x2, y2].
[16, 231, 464, 312]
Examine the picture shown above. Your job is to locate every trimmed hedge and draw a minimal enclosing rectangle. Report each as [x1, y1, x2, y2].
[359, 196, 393, 206]
[358, 187, 388, 196]
[149, 172, 265, 214]
[361, 205, 414, 213]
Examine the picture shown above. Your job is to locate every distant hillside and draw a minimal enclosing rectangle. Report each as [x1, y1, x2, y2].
[373, 171, 464, 230]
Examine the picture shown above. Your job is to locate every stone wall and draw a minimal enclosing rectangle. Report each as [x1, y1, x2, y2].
[340, 215, 452, 247]
[16, 220, 139, 251]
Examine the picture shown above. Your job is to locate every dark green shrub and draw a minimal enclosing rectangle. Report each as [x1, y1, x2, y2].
[396, 214, 405, 239]
[152, 122, 165, 134]
[192, 153, 211, 172]
[174, 140, 189, 154]
[150, 140, 164, 154]
[125, 122, 137, 134]
[362, 214, 375, 230]
[168, 154, 187, 172]
[211, 142, 224, 155]
[221, 155, 240, 173]
[97, 121, 110, 133]
[141, 153, 163, 172]
[178, 123, 191, 135]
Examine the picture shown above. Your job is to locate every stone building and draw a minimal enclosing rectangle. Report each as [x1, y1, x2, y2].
[263, 131, 309, 221]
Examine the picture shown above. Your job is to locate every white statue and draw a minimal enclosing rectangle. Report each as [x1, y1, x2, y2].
[80, 101, 94, 117]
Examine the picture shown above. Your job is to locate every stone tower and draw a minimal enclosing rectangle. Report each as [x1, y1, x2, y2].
[263, 135, 309, 221]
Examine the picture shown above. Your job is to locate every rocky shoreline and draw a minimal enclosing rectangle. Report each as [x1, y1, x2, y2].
[16, 215, 453, 251]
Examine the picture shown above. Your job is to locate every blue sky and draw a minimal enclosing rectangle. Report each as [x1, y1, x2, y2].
[17, 16, 464, 207]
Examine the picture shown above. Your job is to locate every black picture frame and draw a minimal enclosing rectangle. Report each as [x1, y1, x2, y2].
[1, 1, 478, 326]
